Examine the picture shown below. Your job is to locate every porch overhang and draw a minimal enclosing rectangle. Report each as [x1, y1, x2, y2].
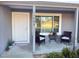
[0, 1, 79, 8]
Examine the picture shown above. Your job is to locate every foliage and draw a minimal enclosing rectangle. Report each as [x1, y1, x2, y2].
[47, 52, 64, 58]
[8, 40, 14, 46]
[70, 51, 77, 58]
[5, 40, 14, 51]
[76, 49, 79, 57]
[62, 48, 70, 58]
[46, 48, 79, 58]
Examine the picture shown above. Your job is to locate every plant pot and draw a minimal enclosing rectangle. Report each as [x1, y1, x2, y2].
[5, 47, 10, 51]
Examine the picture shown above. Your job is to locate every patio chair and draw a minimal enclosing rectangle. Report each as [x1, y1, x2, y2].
[35, 31, 45, 45]
[60, 31, 72, 43]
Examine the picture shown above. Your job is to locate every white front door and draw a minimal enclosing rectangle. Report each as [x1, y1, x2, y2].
[12, 12, 30, 43]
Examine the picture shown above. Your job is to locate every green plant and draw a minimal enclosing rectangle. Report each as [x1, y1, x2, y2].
[8, 40, 14, 46]
[62, 48, 70, 58]
[5, 40, 14, 51]
[46, 48, 79, 58]
[70, 51, 77, 58]
[76, 49, 79, 57]
[47, 52, 64, 58]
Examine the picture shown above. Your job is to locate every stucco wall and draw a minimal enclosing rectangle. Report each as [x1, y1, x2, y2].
[0, 6, 12, 55]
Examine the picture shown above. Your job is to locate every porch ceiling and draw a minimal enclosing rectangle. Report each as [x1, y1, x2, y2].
[9, 5, 75, 12]
[0, 1, 76, 12]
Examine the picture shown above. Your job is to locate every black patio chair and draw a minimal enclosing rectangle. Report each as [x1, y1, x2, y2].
[60, 31, 72, 43]
[35, 31, 45, 45]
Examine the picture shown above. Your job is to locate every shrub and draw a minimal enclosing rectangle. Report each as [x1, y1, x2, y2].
[70, 51, 77, 58]
[76, 49, 79, 57]
[62, 48, 70, 58]
[47, 52, 64, 58]
[46, 48, 79, 58]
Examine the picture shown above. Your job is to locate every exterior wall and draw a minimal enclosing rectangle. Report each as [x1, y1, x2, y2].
[77, 10, 79, 43]
[0, 6, 12, 55]
[62, 13, 75, 41]
[27, 12, 32, 50]
[30, 13, 33, 51]
[30, 13, 33, 44]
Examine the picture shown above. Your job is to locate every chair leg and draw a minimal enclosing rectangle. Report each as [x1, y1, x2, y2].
[39, 43, 40, 46]
[42, 39, 45, 44]
[49, 40, 51, 43]
[60, 40, 62, 43]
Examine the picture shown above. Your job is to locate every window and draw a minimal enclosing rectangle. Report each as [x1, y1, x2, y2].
[35, 16, 41, 32]
[41, 16, 53, 33]
[35, 13, 61, 34]
[54, 16, 59, 32]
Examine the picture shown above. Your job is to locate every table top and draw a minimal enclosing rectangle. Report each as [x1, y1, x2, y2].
[40, 33, 50, 36]
[40, 32, 62, 36]
[57, 33, 62, 36]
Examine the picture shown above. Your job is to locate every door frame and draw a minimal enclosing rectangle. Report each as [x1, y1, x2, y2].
[12, 12, 30, 43]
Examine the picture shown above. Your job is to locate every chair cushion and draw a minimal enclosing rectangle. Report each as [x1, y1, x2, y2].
[62, 37, 69, 40]
[40, 37, 45, 40]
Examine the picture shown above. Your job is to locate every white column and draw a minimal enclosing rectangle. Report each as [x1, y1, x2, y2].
[75, 8, 79, 47]
[32, 5, 36, 52]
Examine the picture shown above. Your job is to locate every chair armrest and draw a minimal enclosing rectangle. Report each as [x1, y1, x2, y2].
[60, 35, 65, 37]
[40, 35, 45, 37]
[61, 35, 70, 37]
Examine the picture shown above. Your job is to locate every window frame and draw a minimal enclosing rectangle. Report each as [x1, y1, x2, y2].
[35, 13, 62, 35]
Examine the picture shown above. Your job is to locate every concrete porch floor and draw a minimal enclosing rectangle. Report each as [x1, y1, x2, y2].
[0, 40, 76, 58]
[34, 40, 73, 54]
[0, 43, 33, 58]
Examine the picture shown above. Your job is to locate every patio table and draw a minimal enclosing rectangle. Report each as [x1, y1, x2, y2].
[56, 33, 61, 43]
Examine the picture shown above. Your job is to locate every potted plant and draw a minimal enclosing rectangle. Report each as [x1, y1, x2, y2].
[5, 40, 14, 51]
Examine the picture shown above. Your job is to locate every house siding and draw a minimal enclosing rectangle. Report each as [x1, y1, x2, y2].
[0, 6, 12, 55]
[62, 13, 75, 41]
[77, 10, 79, 43]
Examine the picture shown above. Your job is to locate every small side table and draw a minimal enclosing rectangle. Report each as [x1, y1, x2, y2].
[45, 35, 50, 45]
[56, 34, 61, 43]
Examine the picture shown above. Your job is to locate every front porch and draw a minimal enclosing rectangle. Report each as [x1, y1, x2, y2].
[11, 6, 78, 54]
[0, 1, 78, 55]
[33, 6, 78, 54]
